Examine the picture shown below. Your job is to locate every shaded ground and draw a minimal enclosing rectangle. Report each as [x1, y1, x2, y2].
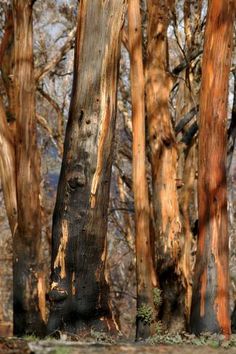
[2, 338, 236, 354]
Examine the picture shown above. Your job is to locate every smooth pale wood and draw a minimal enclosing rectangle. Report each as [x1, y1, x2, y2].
[48, 0, 126, 334]
[190, 0, 235, 337]
[128, 0, 157, 339]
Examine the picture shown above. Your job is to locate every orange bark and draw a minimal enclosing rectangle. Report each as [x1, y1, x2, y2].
[190, 0, 235, 337]
[145, 0, 183, 329]
[12, 0, 44, 335]
[128, 0, 157, 339]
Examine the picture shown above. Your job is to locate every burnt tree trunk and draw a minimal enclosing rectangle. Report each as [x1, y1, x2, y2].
[190, 0, 235, 337]
[128, 0, 158, 340]
[145, 0, 184, 331]
[48, 0, 126, 334]
[12, 0, 44, 335]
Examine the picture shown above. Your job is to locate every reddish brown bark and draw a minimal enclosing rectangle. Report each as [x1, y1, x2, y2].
[176, 0, 202, 324]
[0, 8, 17, 338]
[0, 97, 15, 337]
[128, 0, 158, 339]
[190, 0, 235, 337]
[0, 9, 15, 123]
[12, 0, 44, 335]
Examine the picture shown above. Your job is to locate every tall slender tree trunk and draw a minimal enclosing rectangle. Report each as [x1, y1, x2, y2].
[145, 0, 184, 330]
[190, 0, 235, 337]
[0, 97, 16, 337]
[0, 7, 16, 338]
[48, 0, 127, 334]
[176, 0, 203, 324]
[0, 8, 17, 243]
[12, 0, 44, 335]
[128, 0, 157, 340]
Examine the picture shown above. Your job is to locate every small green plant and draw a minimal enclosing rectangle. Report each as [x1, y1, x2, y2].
[51, 347, 70, 354]
[23, 334, 38, 341]
[146, 331, 236, 347]
[155, 321, 163, 335]
[137, 304, 153, 325]
[153, 287, 162, 308]
[90, 329, 114, 343]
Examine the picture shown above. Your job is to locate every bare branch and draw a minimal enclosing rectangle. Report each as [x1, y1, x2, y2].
[37, 87, 64, 155]
[34, 26, 76, 82]
[36, 113, 62, 161]
[172, 48, 203, 76]
[181, 121, 198, 145]
[121, 27, 129, 52]
[175, 105, 199, 134]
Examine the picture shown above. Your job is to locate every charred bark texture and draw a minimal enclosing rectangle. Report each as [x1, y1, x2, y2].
[48, 0, 126, 334]
[190, 0, 235, 337]
[12, 0, 44, 335]
[128, 0, 158, 340]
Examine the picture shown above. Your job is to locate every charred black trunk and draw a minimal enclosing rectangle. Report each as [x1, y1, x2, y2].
[48, 0, 126, 334]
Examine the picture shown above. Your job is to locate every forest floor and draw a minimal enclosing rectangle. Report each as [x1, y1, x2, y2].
[2, 336, 236, 354]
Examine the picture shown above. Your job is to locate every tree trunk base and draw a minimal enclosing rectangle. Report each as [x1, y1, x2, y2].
[47, 297, 118, 336]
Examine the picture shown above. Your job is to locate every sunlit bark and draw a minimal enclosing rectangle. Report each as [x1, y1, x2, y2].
[190, 0, 235, 337]
[128, 0, 158, 339]
[12, 0, 44, 335]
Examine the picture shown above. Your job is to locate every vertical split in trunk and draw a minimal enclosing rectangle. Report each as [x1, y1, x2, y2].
[12, 0, 44, 335]
[145, 0, 184, 330]
[48, 0, 127, 334]
[128, 0, 157, 340]
[190, 0, 235, 337]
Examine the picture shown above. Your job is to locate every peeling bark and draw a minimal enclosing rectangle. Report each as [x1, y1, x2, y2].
[145, 0, 184, 330]
[0, 97, 17, 236]
[0, 97, 15, 337]
[48, 0, 126, 334]
[0, 8, 15, 124]
[190, 0, 235, 337]
[12, 0, 44, 335]
[128, 0, 158, 340]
